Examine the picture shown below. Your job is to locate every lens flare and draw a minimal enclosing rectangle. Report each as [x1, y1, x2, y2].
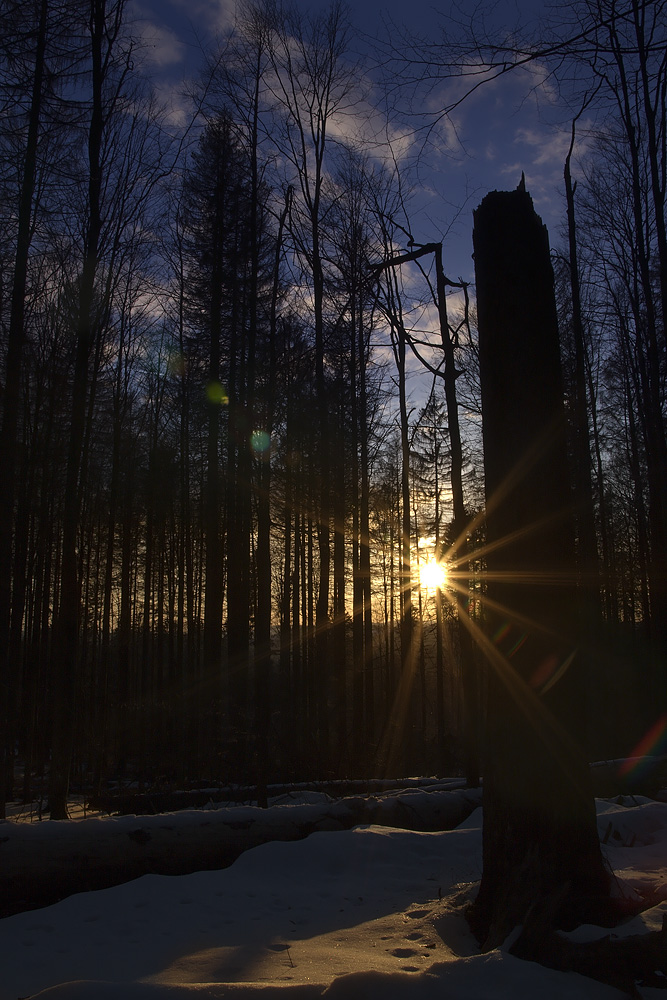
[206, 381, 228, 405]
[251, 430, 271, 453]
[618, 714, 667, 777]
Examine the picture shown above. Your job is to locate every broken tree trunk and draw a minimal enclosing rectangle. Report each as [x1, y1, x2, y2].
[469, 186, 615, 949]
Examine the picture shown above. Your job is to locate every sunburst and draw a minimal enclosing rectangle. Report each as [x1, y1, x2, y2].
[419, 557, 448, 592]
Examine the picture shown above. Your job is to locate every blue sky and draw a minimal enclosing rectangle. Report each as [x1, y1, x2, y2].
[129, 0, 579, 285]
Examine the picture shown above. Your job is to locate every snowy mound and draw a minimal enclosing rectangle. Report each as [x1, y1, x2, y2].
[2, 799, 666, 999]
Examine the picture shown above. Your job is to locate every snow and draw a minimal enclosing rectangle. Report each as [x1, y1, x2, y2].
[2, 795, 666, 1000]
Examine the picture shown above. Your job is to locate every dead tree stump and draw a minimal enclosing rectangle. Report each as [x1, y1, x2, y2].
[469, 186, 614, 949]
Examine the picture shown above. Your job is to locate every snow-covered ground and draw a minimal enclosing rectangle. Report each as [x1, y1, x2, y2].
[2, 794, 667, 1000]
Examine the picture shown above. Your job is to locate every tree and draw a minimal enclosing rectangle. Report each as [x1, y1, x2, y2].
[49, 0, 172, 817]
[327, 150, 387, 771]
[0, 0, 75, 817]
[49, 0, 116, 819]
[374, 234, 480, 781]
[412, 391, 450, 769]
[391, 0, 667, 696]
[585, 0, 667, 688]
[181, 113, 260, 764]
[378, 261, 418, 773]
[262, 0, 359, 767]
[470, 185, 614, 947]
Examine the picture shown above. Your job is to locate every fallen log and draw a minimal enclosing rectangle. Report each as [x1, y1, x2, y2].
[86, 776, 464, 816]
[0, 785, 482, 919]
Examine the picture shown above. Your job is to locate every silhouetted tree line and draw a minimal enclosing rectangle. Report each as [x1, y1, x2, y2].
[0, 0, 664, 819]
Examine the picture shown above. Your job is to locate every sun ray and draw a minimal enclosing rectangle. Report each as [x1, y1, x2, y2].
[444, 571, 573, 648]
[453, 596, 591, 796]
[444, 508, 579, 575]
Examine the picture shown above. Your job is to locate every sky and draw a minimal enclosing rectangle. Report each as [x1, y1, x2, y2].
[2, 788, 667, 998]
[125, 0, 589, 419]
[127, 0, 577, 286]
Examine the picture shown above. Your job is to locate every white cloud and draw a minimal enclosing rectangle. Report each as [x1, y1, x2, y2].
[500, 117, 596, 220]
[259, 43, 416, 170]
[326, 105, 415, 167]
[152, 79, 193, 127]
[137, 21, 186, 68]
[513, 125, 572, 167]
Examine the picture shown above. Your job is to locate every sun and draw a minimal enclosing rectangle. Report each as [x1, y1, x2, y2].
[419, 557, 448, 592]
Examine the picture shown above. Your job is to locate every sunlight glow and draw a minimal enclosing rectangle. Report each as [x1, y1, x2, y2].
[419, 557, 447, 592]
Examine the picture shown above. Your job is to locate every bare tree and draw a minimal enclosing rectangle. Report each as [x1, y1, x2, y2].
[49, 0, 172, 817]
[0, 0, 78, 817]
[261, 0, 359, 766]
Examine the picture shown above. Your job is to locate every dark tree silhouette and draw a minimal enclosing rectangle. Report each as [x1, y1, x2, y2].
[469, 186, 614, 948]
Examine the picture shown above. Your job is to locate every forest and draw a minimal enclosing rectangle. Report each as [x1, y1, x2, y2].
[0, 0, 665, 825]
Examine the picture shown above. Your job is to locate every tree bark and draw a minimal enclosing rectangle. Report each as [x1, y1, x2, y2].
[397, 313, 416, 772]
[469, 185, 614, 948]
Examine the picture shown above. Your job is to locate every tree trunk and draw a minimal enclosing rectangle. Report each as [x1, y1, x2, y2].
[50, 0, 108, 819]
[332, 400, 347, 767]
[469, 185, 614, 949]
[564, 127, 601, 612]
[226, 294, 249, 761]
[359, 310, 374, 758]
[203, 277, 223, 716]
[351, 327, 364, 770]
[434, 247, 479, 787]
[0, 0, 49, 819]
[397, 319, 416, 772]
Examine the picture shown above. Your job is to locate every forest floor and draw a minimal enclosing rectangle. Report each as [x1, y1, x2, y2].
[1, 772, 666, 999]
